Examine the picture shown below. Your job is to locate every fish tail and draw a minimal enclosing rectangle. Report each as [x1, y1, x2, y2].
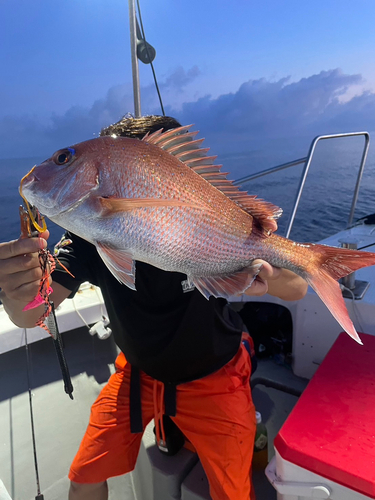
[304, 244, 375, 344]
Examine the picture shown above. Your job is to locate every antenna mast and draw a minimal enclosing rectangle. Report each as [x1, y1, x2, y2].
[128, 0, 141, 117]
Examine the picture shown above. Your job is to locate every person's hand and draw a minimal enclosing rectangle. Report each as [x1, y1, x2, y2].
[244, 259, 282, 296]
[244, 259, 308, 301]
[0, 230, 49, 304]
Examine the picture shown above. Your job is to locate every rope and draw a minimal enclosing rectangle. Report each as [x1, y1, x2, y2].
[136, 0, 165, 116]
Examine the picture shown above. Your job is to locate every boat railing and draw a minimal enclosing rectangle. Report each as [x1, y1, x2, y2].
[234, 131, 370, 238]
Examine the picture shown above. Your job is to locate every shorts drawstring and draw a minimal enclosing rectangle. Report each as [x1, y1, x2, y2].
[153, 379, 167, 450]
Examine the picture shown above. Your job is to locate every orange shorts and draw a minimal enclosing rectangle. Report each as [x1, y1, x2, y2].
[69, 343, 256, 500]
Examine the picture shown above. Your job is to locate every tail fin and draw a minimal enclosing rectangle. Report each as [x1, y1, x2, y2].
[305, 244, 375, 344]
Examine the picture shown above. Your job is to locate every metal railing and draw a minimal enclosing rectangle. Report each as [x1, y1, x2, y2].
[234, 132, 370, 238]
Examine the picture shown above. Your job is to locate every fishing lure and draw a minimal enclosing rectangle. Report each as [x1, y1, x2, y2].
[19, 169, 74, 330]
[18, 197, 74, 399]
[19, 205, 55, 331]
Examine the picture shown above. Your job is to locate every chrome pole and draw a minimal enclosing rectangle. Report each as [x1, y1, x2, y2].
[128, 0, 141, 117]
[347, 132, 370, 227]
[233, 158, 307, 186]
[285, 131, 370, 239]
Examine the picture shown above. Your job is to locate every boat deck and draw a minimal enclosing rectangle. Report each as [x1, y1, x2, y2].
[0, 326, 308, 500]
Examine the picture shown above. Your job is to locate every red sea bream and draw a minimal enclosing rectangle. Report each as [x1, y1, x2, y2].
[20, 125, 375, 343]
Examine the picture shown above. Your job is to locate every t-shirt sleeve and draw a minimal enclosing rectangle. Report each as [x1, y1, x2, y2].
[52, 232, 98, 298]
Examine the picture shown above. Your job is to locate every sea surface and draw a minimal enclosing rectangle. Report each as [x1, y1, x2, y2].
[1, 133, 374, 248]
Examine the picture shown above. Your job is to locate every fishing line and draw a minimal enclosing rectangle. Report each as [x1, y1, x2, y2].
[358, 242, 375, 250]
[24, 329, 44, 500]
[136, 0, 165, 116]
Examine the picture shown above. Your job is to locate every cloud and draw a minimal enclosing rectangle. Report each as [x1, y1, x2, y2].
[173, 69, 364, 140]
[0, 115, 55, 159]
[0, 66, 201, 157]
[160, 66, 201, 91]
[1, 68, 374, 159]
[166, 69, 372, 155]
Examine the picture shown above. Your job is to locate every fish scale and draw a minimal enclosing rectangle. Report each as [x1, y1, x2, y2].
[20, 125, 375, 344]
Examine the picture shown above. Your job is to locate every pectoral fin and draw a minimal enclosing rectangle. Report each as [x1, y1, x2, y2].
[99, 196, 203, 215]
[96, 242, 136, 290]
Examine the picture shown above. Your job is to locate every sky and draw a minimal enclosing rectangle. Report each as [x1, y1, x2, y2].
[2, 0, 375, 159]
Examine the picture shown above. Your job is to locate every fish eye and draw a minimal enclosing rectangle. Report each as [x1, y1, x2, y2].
[53, 148, 75, 166]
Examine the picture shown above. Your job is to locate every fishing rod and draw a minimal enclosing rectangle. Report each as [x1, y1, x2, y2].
[24, 328, 44, 500]
[19, 203, 74, 499]
[18, 204, 74, 399]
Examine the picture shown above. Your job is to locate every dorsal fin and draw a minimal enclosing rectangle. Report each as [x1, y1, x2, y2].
[143, 125, 282, 232]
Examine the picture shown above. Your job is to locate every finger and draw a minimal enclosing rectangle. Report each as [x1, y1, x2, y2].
[244, 276, 269, 296]
[0, 252, 41, 275]
[5, 279, 43, 303]
[253, 259, 281, 281]
[0, 237, 47, 260]
[39, 230, 50, 240]
[245, 270, 268, 297]
[2, 265, 44, 293]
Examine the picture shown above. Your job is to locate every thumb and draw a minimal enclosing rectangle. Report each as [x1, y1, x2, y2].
[39, 230, 50, 241]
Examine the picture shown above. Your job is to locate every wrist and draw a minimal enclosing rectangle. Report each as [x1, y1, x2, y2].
[1, 292, 42, 329]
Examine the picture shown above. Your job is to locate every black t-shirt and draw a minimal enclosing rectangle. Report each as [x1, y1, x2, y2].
[53, 232, 243, 384]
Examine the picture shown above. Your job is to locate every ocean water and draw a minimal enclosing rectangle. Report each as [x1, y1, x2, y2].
[1, 134, 374, 248]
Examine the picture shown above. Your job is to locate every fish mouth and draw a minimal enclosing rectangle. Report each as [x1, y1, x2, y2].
[19, 170, 38, 205]
[21, 173, 37, 188]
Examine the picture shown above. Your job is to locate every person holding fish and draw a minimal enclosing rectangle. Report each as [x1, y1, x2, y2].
[1, 113, 372, 500]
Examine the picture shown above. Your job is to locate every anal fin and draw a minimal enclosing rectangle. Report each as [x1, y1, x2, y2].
[192, 264, 262, 300]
